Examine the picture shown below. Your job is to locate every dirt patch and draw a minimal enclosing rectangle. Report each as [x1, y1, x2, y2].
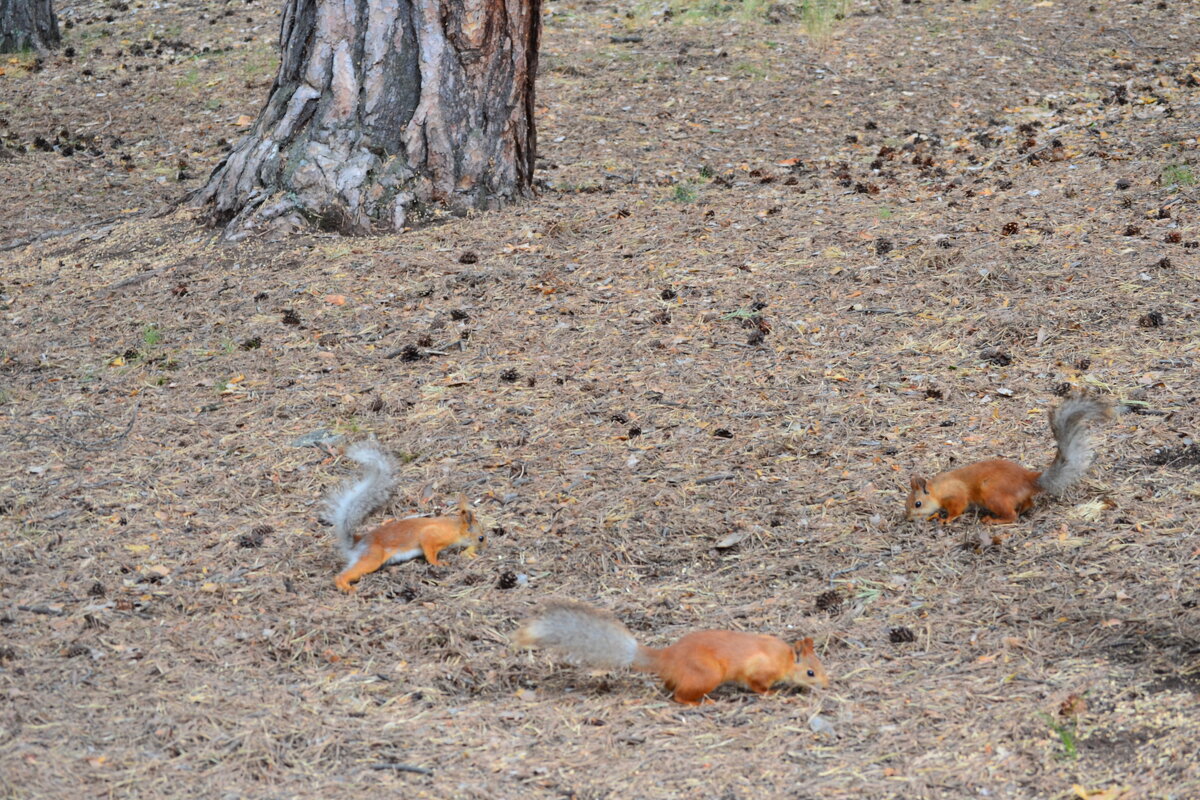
[1147, 674, 1200, 695]
[1147, 444, 1200, 468]
[1082, 728, 1153, 756]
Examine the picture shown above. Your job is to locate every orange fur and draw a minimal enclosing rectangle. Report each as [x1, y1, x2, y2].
[640, 632, 829, 705]
[516, 601, 829, 705]
[906, 459, 1041, 526]
[335, 496, 484, 593]
[906, 394, 1110, 532]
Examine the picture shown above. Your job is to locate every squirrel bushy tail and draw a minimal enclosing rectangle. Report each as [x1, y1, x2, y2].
[1037, 395, 1111, 496]
[326, 442, 397, 560]
[515, 600, 656, 672]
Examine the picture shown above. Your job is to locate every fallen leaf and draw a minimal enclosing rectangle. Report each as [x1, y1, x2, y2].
[714, 531, 746, 549]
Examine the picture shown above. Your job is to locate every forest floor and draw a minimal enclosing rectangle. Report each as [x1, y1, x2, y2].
[2, 0, 1199, 797]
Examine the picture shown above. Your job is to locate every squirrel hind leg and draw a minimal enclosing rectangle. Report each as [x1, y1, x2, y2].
[979, 500, 1019, 524]
[665, 660, 723, 705]
[335, 545, 390, 592]
[671, 682, 718, 705]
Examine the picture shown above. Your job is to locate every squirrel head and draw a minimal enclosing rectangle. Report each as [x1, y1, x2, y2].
[789, 637, 830, 690]
[457, 493, 487, 550]
[905, 475, 941, 521]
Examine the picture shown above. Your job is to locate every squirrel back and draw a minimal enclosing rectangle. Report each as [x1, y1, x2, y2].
[1036, 394, 1112, 495]
[516, 600, 829, 704]
[326, 441, 397, 560]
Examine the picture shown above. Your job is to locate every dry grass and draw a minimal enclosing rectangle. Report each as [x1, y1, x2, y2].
[2, 0, 1199, 798]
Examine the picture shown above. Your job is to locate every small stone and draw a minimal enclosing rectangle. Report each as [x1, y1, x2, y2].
[808, 714, 836, 736]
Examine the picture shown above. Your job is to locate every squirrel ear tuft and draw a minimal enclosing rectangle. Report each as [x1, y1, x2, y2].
[796, 637, 815, 654]
[910, 475, 927, 492]
[458, 493, 470, 513]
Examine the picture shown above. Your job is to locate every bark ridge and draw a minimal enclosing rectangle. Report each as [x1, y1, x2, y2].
[193, 0, 540, 237]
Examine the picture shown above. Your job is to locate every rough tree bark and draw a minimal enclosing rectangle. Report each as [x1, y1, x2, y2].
[193, 0, 540, 238]
[0, 0, 60, 53]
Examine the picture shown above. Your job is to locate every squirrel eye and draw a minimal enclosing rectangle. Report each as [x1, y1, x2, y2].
[914, 501, 922, 508]
[807, 670, 815, 677]
[478, 535, 485, 542]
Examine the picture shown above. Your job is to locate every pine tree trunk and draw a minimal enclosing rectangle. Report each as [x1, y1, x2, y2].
[193, 0, 540, 238]
[0, 0, 60, 53]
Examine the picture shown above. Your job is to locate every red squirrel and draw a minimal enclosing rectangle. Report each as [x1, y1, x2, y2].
[906, 394, 1111, 529]
[515, 600, 830, 705]
[326, 442, 485, 593]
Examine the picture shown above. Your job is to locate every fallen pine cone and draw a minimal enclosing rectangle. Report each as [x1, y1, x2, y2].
[815, 590, 843, 614]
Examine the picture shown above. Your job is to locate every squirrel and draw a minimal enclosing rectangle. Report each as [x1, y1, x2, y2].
[906, 393, 1111, 528]
[515, 600, 830, 705]
[326, 441, 485, 593]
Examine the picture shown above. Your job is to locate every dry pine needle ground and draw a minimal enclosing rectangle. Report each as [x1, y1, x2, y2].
[1, 0, 1199, 797]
